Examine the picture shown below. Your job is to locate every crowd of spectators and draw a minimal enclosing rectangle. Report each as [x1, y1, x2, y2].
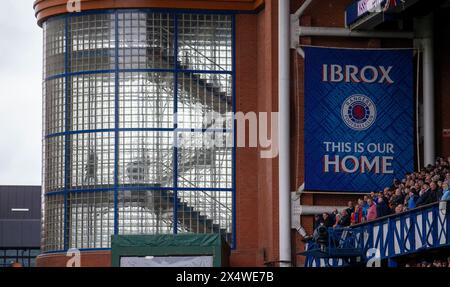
[403, 257, 450, 268]
[314, 156, 450, 230]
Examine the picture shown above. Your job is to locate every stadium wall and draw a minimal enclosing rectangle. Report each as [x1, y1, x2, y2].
[34, 0, 450, 267]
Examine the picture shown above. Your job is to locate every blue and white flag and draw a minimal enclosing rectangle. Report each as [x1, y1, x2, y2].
[304, 47, 414, 193]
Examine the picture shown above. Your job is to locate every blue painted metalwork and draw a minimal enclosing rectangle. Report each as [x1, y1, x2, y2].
[231, 13, 237, 250]
[46, 128, 232, 139]
[45, 68, 233, 82]
[42, 248, 112, 255]
[44, 8, 237, 253]
[173, 14, 179, 235]
[113, 10, 120, 236]
[303, 201, 450, 267]
[63, 15, 70, 251]
[46, 187, 233, 197]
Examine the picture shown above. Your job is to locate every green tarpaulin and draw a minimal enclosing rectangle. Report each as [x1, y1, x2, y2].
[111, 234, 230, 267]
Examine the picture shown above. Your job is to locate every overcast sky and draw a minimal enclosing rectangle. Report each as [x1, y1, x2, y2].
[0, 0, 42, 185]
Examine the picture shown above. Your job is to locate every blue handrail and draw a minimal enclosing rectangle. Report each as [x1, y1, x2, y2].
[303, 201, 450, 267]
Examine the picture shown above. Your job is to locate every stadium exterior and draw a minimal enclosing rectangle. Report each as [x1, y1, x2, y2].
[0, 186, 41, 267]
[34, 0, 450, 267]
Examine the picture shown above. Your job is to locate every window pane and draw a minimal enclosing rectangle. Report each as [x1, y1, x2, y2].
[69, 14, 116, 73]
[119, 72, 174, 129]
[118, 131, 173, 187]
[118, 12, 175, 70]
[178, 14, 232, 71]
[70, 132, 115, 188]
[44, 18, 65, 78]
[69, 191, 115, 249]
[43, 195, 65, 252]
[118, 190, 174, 235]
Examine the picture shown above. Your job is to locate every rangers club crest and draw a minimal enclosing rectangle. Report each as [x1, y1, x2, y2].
[341, 94, 377, 131]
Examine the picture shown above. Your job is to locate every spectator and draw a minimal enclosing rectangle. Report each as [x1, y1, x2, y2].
[383, 187, 391, 199]
[359, 198, 369, 220]
[391, 188, 404, 207]
[332, 208, 339, 218]
[441, 181, 450, 201]
[433, 260, 442, 268]
[370, 192, 377, 203]
[322, 213, 334, 228]
[329, 210, 337, 224]
[313, 215, 323, 230]
[366, 198, 377, 222]
[407, 188, 418, 209]
[376, 196, 391, 218]
[346, 201, 354, 218]
[395, 204, 404, 214]
[351, 204, 364, 225]
[414, 182, 421, 191]
[339, 210, 351, 227]
[310, 156, 450, 234]
[416, 183, 432, 207]
[428, 181, 442, 203]
[333, 214, 342, 229]
[391, 179, 401, 190]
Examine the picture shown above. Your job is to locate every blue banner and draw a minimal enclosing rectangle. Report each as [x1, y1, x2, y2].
[304, 47, 414, 193]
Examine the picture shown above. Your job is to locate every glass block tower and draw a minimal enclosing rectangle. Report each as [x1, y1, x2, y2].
[41, 9, 235, 253]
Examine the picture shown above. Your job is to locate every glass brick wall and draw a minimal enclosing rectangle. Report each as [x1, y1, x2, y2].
[42, 10, 234, 252]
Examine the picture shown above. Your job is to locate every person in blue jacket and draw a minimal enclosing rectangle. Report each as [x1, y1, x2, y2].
[441, 181, 450, 201]
[407, 188, 418, 210]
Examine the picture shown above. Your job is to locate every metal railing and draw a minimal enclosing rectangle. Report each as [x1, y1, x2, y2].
[303, 200, 450, 267]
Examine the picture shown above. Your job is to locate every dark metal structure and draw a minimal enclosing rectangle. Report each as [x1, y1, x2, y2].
[0, 186, 41, 267]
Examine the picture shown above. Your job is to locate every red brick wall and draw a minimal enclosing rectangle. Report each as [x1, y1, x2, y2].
[36, 251, 111, 267]
[255, 0, 280, 266]
[234, 0, 283, 266]
[232, 13, 260, 267]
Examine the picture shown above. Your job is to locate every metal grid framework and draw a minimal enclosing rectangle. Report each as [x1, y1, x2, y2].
[42, 10, 236, 253]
